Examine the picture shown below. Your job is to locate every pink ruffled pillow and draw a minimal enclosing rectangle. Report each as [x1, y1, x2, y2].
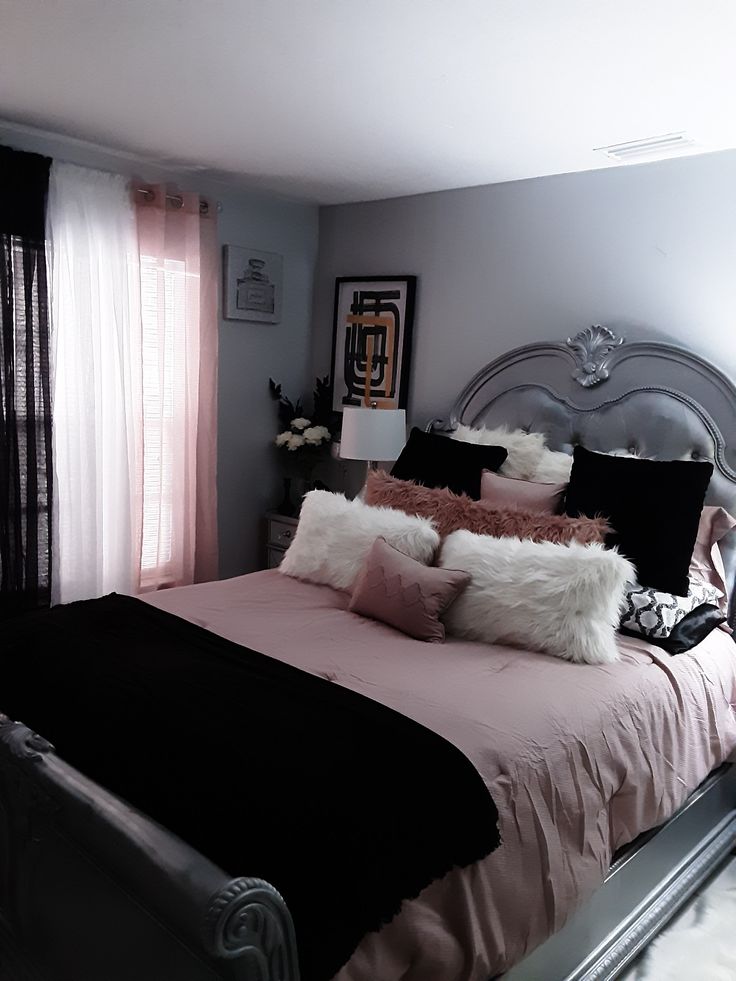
[480, 470, 566, 514]
[364, 470, 608, 545]
[690, 505, 736, 616]
[349, 537, 470, 643]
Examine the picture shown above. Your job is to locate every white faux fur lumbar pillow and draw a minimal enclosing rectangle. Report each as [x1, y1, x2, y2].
[439, 530, 635, 664]
[280, 490, 439, 591]
[452, 424, 546, 481]
[531, 447, 574, 484]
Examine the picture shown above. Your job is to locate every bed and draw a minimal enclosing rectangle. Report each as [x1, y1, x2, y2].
[1, 326, 735, 981]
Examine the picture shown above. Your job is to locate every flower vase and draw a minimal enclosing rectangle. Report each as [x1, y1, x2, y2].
[277, 477, 297, 517]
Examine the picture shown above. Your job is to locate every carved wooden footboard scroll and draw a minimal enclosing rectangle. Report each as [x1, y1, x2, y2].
[0, 714, 299, 981]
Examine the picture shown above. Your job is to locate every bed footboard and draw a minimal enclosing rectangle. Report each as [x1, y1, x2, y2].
[0, 715, 299, 981]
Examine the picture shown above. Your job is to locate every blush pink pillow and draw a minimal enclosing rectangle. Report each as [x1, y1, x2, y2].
[365, 470, 608, 545]
[689, 505, 736, 616]
[480, 470, 566, 514]
[349, 537, 470, 643]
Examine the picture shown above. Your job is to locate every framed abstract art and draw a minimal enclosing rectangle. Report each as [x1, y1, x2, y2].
[330, 276, 416, 412]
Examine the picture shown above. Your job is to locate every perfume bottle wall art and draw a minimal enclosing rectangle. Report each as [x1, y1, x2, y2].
[224, 245, 283, 323]
[237, 258, 275, 315]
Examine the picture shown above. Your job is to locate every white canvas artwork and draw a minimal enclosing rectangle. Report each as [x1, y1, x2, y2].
[223, 245, 283, 323]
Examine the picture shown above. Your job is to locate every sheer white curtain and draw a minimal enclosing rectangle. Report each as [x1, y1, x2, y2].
[48, 164, 219, 604]
[48, 163, 142, 604]
[135, 187, 219, 590]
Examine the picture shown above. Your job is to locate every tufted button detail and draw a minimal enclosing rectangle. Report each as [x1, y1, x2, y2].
[691, 450, 700, 460]
[628, 445, 637, 454]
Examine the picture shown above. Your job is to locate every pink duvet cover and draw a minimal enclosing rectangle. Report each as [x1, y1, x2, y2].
[145, 570, 736, 981]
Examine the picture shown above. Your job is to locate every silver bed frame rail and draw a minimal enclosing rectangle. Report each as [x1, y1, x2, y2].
[503, 762, 736, 980]
[0, 715, 299, 981]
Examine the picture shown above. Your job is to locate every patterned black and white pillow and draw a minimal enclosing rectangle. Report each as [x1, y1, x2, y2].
[620, 578, 723, 640]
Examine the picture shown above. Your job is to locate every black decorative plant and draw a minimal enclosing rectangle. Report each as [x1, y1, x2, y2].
[269, 376, 340, 514]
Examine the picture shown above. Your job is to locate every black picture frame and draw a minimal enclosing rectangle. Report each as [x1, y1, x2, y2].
[329, 275, 417, 413]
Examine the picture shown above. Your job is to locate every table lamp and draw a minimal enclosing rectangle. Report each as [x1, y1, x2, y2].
[339, 405, 407, 479]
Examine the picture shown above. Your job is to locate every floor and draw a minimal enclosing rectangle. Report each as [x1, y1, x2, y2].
[619, 854, 736, 980]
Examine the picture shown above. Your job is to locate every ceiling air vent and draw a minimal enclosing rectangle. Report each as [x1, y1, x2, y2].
[595, 132, 699, 163]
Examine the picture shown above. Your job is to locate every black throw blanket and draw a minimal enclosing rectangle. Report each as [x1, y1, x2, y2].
[1, 594, 500, 980]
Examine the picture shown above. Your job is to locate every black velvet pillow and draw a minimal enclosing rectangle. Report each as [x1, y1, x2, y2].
[564, 446, 713, 596]
[390, 428, 507, 499]
[622, 604, 727, 655]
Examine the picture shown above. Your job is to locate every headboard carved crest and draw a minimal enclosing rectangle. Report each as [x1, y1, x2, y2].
[566, 325, 625, 387]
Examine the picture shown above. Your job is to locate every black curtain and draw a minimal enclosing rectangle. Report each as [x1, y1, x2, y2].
[0, 146, 52, 614]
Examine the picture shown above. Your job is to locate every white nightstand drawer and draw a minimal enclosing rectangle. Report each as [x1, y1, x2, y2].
[268, 517, 297, 549]
[266, 546, 286, 569]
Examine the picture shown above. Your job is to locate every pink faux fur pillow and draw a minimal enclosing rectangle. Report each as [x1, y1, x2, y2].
[365, 470, 609, 545]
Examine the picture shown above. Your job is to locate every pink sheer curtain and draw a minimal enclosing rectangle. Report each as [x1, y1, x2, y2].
[134, 186, 218, 590]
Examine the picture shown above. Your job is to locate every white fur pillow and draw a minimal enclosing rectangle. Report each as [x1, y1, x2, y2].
[531, 446, 652, 483]
[439, 530, 635, 664]
[531, 447, 574, 483]
[279, 490, 439, 591]
[452, 424, 546, 480]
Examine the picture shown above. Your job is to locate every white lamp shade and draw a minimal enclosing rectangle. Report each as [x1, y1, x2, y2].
[339, 407, 407, 463]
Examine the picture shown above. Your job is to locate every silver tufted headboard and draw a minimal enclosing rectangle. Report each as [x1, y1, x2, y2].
[431, 326, 736, 621]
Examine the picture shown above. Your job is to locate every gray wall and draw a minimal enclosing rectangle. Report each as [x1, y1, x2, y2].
[0, 123, 319, 579]
[215, 194, 317, 578]
[312, 151, 736, 431]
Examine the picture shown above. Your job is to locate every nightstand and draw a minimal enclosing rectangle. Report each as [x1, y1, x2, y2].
[265, 511, 299, 568]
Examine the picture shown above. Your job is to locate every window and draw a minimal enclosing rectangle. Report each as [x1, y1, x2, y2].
[139, 253, 189, 587]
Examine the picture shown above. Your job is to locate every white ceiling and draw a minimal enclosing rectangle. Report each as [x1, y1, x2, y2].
[1, 0, 735, 205]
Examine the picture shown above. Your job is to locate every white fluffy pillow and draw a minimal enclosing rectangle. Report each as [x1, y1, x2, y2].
[531, 447, 573, 483]
[279, 490, 439, 591]
[531, 446, 650, 483]
[439, 530, 635, 664]
[452, 424, 546, 480]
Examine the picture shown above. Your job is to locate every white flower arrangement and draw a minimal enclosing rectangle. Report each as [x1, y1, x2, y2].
[270, 376, 336, 492]
[274, 420, 331, 451]
[302, 425, 331, 446]
[274, 431, 307, 451]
